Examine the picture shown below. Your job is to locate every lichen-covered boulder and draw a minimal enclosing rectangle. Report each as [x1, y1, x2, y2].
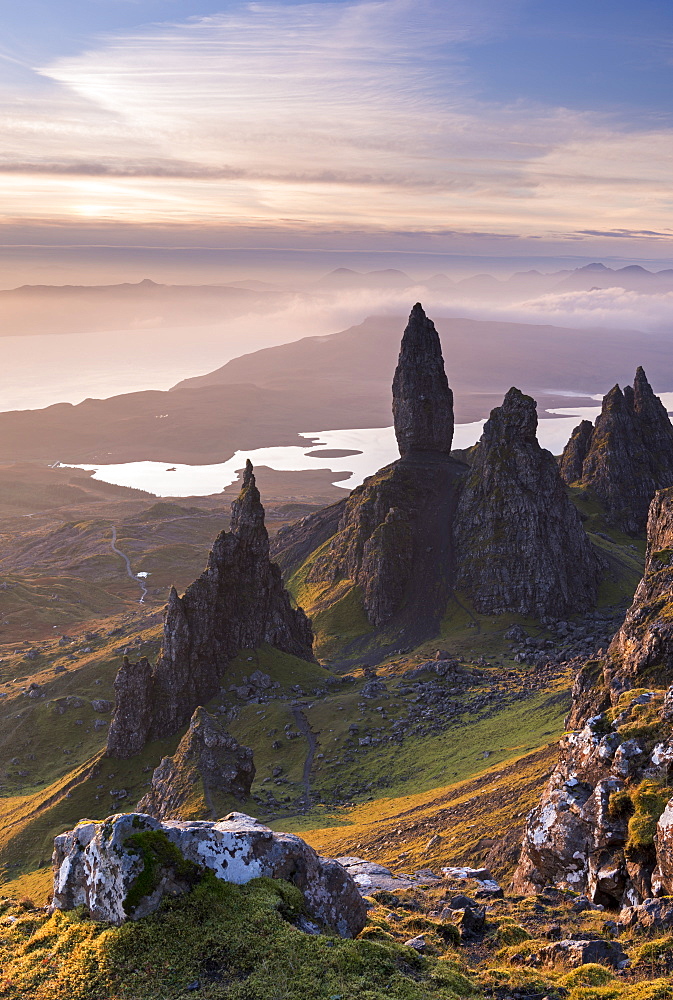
[51, 811, 367, 937]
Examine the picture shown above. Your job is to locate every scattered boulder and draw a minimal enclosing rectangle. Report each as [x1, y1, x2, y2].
[535, 939, 628, 970]
[51, 811, 366, 937]
[137, 707, 255, 820]
[619, 897, 673, 931]
[404, 934, 426, 953]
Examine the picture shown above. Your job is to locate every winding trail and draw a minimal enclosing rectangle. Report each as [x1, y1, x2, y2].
[291, 705, 318, 812]
[110, 526, 148, 603]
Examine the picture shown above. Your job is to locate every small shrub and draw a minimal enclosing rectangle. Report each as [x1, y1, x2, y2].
[608, 789, 633, 819]
[437, 921, 461, 947]
[635, 934, 673, 969]
[495, 922, 531, 946]
[626, 780, 670, 851]
[562, 963, 615, 986]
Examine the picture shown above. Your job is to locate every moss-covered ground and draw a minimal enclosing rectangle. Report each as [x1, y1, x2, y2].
[2, 868, 673, 999]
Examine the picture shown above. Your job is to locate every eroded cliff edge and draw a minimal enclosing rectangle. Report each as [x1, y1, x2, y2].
[514, 487, 673, 908]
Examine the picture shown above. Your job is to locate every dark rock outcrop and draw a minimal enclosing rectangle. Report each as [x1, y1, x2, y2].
[559, 419, 593, 483]
[307, 455, 465, 630]
[137, 707, 255, 820]
[560, 368, 673, 533]
[274, 305, 604, 637]
[514, 488, 673, 908]
[454, 388, 604, 618]
[107, 462, 314, 758]
[392, 303, 454, 457]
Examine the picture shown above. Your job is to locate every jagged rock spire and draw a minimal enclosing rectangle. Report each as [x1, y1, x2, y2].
[392, 303, 453, 457]
[229, 459, 267, 551]
[137, 706, 255, 820]
[559, 419, 593, 484]
[455, 387, 603, 617]
[560, 368, 673, 534]
[107, 461, 314, 758]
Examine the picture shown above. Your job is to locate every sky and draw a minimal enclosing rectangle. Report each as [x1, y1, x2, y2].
[1, 0, 673, 279]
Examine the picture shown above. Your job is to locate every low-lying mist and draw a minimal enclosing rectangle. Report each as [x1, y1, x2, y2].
[2, 264, 673, 413]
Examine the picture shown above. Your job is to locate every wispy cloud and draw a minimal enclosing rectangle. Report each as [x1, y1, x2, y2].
[0, 0, 670, 251]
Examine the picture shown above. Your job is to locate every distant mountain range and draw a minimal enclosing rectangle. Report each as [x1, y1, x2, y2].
[312, 262, 673, 298]
[1, 262, 672, 338]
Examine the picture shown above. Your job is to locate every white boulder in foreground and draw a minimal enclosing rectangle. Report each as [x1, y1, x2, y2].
[51, 811, 367, 937]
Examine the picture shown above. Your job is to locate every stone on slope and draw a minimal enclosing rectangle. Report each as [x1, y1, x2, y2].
[454, 387, 604, 618]
[137, 707, 255, 820]
[535, 939, 628, 970]
[391, 303, 454, 457]
[560, 367, 673, 534]
[51, 811, 367, 937]
[107, 462, 314, 758]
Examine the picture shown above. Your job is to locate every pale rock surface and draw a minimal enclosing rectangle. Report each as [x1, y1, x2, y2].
[51, 811, 366, 937]
[515, 488, 673, 907]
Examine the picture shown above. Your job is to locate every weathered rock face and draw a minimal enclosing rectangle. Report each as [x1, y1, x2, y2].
[307, 454, 466, 631]
[107, 462, 314, 758]
[392, 303, 454, 457]
[137, 707, 255, 820]
[51, 811, 367, 937]
[454, 388, 604, 618]
[514, 488, 673, 909]
[600, 488, 673, 704]
[559, 419, 593, 484]
[560, 368, 673, 534]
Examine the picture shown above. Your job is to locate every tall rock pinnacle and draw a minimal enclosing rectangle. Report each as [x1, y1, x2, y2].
[107, 462, 314, 758]
[560, 367, 673, 534]
[392, 303, 454, 457]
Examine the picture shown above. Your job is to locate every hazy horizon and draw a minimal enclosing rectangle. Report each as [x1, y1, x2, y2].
[2, 1, 673, 286]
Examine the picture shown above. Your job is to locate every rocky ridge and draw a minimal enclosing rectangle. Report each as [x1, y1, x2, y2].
[277, 306, 605, 634]
[514, 487, 673, 908]
[137, 707, 255, 820]
[106, 462, 314, 758]
[560, 367, 673, 534]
